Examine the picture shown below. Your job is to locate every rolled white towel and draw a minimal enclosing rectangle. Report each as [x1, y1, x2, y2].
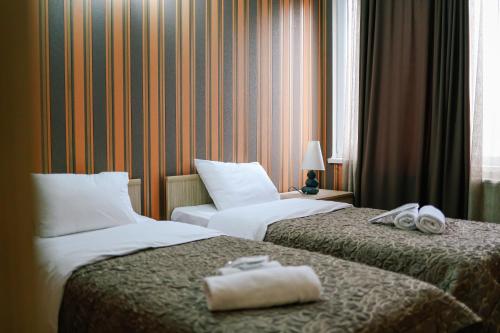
[217, 261, 282, 275]
[204, 266, 322, 311]
[416, 205, 446, 234]
[393, 206, 418, 230]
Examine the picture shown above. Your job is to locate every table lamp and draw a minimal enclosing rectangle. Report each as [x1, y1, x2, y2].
[301, 141, 325, 194]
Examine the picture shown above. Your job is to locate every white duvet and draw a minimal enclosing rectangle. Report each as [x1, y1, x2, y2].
[36, 222, 223, 332]
[208, 198, 352, 241]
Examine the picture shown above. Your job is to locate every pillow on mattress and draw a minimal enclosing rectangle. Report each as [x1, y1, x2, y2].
[32, 172, 137, 237]
[194, 159, 280, 211]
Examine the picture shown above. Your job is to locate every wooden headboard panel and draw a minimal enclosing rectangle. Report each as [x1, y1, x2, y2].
[165, 175, 212, 219]
[128, 179, 142, 214]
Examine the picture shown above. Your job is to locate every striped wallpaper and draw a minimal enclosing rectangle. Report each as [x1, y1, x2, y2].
[33, 0, 340, 219]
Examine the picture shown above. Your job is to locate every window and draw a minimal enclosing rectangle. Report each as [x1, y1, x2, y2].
[329, 0, 346, 163]
[328, 0, 359, 164]
[482, 0, 500, 180]
[470, 0, 500, 181]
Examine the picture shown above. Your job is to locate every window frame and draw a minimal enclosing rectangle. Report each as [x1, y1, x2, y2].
[328, 0, 348, 164]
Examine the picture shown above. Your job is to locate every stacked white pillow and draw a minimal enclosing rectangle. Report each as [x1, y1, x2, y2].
[32, 172, 138, 237]
[194, 159, 280, 211]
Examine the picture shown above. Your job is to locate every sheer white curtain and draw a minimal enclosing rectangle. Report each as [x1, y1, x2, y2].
[340, 0, 360, 192]
[469, 0, 500, 222]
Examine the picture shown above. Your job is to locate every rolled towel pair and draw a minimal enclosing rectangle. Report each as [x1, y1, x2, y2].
[369, 203, 419, 226]
[416, 205, 446, 234]
[204, 265, 322, 311]
[370, 203, 446, 234]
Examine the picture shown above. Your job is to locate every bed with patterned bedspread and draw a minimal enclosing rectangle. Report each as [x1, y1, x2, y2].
[59, 236, 480, 333]
[264, 207, 500, 332]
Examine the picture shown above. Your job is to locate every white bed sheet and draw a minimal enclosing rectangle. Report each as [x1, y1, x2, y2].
[36, 221, 223, 332]
[171, 204, 218, 227]
[208, 199, 352, 241]
[132, 210, 157, 224]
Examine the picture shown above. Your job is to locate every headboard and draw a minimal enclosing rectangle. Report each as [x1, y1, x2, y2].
[165, 175, 212, 219]
[128, 179, 142, 214]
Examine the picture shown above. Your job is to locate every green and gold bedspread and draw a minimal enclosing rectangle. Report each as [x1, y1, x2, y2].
[265, 207, 500, 332]
[59, 236, 479, 333]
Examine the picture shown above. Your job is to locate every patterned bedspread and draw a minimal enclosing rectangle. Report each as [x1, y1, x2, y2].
[59, 236, 479, 333]
[265, 207, 500, 333]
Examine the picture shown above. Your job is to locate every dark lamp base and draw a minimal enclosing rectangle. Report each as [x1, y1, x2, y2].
[301, 169, 319, 195]
[301, 186, 319, 195]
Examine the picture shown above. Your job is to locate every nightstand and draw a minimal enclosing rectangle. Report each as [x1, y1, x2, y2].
[280, 189, 354, 204]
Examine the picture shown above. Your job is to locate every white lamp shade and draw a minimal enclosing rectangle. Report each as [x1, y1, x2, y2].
[302, 141, 325, 171]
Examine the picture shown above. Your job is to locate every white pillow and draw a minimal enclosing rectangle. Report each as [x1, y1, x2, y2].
[194, 159, 280, 210]
[32, 172, 137, 237]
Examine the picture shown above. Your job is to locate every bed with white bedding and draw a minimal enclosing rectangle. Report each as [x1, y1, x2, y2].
[49, 224, 480, 333]
[167, 167, 500, 332]
[34, 172, 481, 333]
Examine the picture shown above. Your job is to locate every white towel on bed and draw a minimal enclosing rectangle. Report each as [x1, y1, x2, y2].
[204, 266, 322, 311]
[368, 203, 419, 224]
[416, 205, 446, 234]
[217, 261, 282, 275]
[394, 206, 419, 230]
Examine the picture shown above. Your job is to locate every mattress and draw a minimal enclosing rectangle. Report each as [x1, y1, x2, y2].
[171, 203, 217, 227]
[59, 236, 480, 333]
[264, 207, 500, 333]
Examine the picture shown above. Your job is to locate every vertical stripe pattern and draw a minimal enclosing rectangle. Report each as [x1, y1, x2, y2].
[34, 0, 339, 219]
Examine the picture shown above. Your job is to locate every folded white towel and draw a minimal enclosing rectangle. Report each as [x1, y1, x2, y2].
[394, 206, 418, 230]
[204, 266, 322, 311]
[225, 255, 270, 269]
[369, 203, 419, 223]
[217, 261, 282, 275]
[416, 205, 446, 234]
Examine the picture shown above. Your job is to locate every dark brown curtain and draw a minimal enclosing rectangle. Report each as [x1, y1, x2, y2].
[356, 0, 470, 218]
